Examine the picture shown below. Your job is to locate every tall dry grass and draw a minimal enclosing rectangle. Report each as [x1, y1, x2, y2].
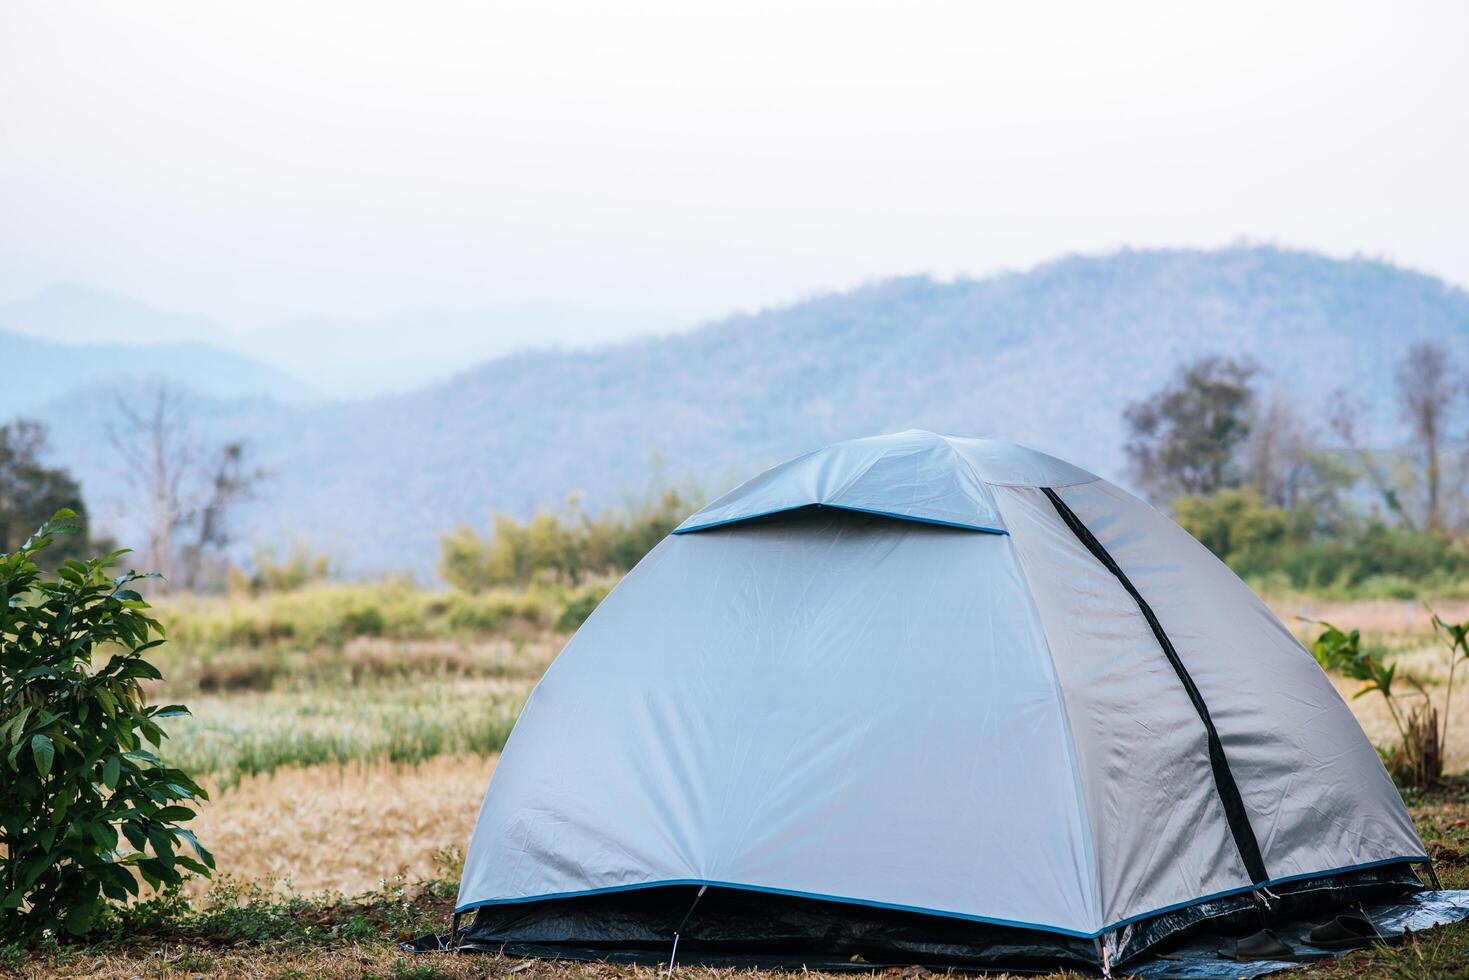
[185, 755, 496, 899]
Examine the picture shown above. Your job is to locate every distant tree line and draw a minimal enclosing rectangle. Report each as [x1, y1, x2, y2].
[439, 482, 701, 592]
[1125, 342, 1469, 594]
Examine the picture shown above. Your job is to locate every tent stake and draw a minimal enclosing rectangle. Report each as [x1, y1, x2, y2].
[666, 884, 708, 974]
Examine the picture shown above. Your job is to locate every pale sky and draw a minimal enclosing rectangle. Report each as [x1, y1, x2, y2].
[2, 1, 1467, 333]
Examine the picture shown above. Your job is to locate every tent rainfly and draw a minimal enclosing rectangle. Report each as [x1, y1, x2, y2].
[451, 430, 1430, 972]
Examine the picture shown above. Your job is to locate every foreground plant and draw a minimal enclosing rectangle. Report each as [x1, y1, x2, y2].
[1, 511, 213, 944]
[1308, 610, 1469, 788]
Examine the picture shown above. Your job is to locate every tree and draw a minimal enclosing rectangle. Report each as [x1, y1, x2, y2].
[108, 385, 262, 592]
[1123, 355, 1259, 502]
[1326, 389, 1417, 531]
[1241, 396, 1352, 535]
[0, 420, 91, 568]
[1396, 341, 1462, 533]
[1327, 342, 1467, 534]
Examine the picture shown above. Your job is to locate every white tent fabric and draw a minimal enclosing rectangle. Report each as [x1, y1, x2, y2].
[457, 430, 1425, 940]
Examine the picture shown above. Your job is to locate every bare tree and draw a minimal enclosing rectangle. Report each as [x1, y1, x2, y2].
[1326, 388, 1417, 531]
[1244, 395, 1350, 524]
[1397, 341, 1460, 533]
[109, 384, 262, 591]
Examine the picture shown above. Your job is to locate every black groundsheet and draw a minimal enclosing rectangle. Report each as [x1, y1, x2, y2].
[406, 890, 1469, 976]
[1125, 890, 1469, 978]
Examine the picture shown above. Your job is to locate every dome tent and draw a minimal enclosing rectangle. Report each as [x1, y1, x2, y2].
[452, 430, 1429, 972]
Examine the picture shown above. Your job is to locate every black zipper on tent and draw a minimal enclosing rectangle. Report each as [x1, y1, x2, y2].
[1041, 487, 1269, 886]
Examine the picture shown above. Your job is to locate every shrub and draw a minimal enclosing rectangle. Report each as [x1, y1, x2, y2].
[0, 511, 213, 944]
[1172, 489, 1288, 568]
[555, 584, 610, 632]
[440, 485, 698, 592]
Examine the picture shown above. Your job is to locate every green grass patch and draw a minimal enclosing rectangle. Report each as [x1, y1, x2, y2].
[162, 679, 529, 782]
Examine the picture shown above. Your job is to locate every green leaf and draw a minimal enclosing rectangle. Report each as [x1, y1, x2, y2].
[152, 704, 191, 718]
[2, 705, 33, 746]
[102, 755, 121, 789]
[152, 805, 196, 822]
[175, 828, 216, 869]
[64, 895, 98, 935]
[31, 733, 54, 778]
[175, 855, 212, 876]
[121, 821, 147, 852]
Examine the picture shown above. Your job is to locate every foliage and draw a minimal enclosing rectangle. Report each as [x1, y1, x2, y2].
[1432, 611, 1469, 775]
[1260, 524, 1469, 596]
[154, 580, 606, 660]
[0, 419, 92, 569]
[1181, 494, 1469, 597]
[229, 540, 336, 594]
[555, 582, 612, 632]
[440, 486, 698, 592]
[1124, 355, 1259, 501]
[0, 511, 213, 944]
[1171, 489, 1289, 567]
[1308, 610, 1469, 788]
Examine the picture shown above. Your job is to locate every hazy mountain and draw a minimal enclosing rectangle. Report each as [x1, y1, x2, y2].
[0, 329, 316, 419]
[239, 304, 681, 397]
[0, 284, 231, 347]
[0, 284, 677, 399]
[25, 247, 1469, 577]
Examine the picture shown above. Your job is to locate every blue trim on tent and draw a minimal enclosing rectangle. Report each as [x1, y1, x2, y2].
[454, 855, 1431, 939]
[672, 503, 1009, 536]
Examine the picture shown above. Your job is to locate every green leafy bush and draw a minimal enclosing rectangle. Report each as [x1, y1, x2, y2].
[0, 511, 213, 944]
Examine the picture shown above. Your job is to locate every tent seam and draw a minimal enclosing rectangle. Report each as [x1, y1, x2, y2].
[988, 486, 1106, 934]
[935, 432, 1102, 488]
[1041, 486, 1270, 886]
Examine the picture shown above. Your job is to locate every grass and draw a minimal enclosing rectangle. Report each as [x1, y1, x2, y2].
[149, 581, 609, 690]
[162, 678, 528, 783]
[184, 755, 491, 898]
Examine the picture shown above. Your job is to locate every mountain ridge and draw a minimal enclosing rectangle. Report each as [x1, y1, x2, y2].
[20, 246, 1469, 577]
[0, 329, 318, 418]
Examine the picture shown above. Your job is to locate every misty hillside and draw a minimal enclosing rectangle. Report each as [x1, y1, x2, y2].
[26, 246, 1469, 576]
[0, 283, 678, 399]
[0, 329, 316, 418]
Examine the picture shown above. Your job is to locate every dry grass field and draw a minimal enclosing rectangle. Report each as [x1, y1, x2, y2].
[184, 755, 495, 899]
